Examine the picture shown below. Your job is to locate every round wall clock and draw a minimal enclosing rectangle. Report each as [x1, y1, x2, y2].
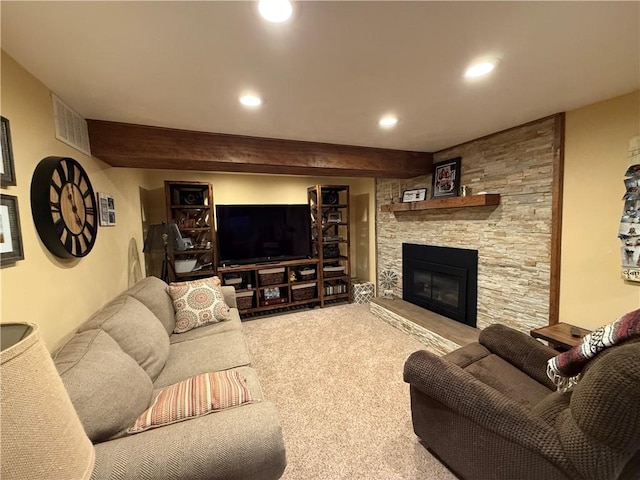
[31, 156, 98, 258]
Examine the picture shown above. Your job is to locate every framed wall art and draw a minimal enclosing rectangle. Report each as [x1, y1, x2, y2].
[432, 157, 461, 198]
[97, 192, 116, 226]
[1, 195, 25, 265]
[263, 287, 281, 300]
[1, 116, 16, 187]
[402, 188, 427, 203]
[326, 212, 342, 223]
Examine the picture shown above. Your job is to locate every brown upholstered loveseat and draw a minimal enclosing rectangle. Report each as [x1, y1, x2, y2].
[403, 324, 640, 480]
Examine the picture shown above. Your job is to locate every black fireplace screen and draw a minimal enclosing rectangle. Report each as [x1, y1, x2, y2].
[403, 244, 477, 327]
[413, 267, 462, 309]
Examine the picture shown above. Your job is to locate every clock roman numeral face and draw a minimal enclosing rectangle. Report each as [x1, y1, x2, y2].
[52, 160, 98, 257]
[32, 156, 99, 258]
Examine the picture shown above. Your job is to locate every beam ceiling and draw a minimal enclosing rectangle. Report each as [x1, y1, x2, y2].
[87, 120, 432, 178]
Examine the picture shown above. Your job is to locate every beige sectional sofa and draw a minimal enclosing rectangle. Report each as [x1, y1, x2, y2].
[52, 276, 287, 480]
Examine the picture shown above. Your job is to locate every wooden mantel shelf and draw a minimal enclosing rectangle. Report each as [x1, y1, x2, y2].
[380, 193, 500, 213]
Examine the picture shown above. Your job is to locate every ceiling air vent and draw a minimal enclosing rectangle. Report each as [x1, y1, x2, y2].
[51, 93, 91, 156]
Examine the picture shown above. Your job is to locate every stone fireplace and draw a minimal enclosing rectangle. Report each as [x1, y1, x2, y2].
[375, 114, 563, 337]
[402, 243, 478, 328]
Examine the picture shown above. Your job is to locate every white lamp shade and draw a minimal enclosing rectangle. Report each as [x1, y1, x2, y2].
[1, 323, 95, 480]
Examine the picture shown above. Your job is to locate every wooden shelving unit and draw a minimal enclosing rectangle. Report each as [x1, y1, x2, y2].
[380, 193, 500, 213]
[218, 258, 320, 314]
[308, 185, 351, 307]
[164, 181, 217, 282]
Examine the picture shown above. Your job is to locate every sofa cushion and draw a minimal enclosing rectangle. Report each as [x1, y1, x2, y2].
[168, 277, 231, 333]
[220, 285, 238, 309]
[169, 309, 242, 344]
[122, 276, 176, 335]
[463, 354, 551, 408]
[553, 343, 640, 480]
[90, 400, 287, 480]
[444, 342, 491, 368]
[153, 329, 252, 388]
[532, 390, 571, 427]
[128, 369, 254, 434]
[53, 329, 153, 442]
[78, 295, 169, 380]
[569, 341, 640, 449]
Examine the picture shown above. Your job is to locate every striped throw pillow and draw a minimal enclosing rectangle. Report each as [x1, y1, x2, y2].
[128, 370, 254, 434]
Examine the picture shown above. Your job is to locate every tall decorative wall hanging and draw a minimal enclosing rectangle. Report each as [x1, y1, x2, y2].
[619, 136, 640, 282]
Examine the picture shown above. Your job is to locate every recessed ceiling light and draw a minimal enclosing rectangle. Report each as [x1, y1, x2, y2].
[258, 0, 293, 23]
[464, 59, 499, 78]
[239, 94, 263, 107]
[379, 115, 398, 128]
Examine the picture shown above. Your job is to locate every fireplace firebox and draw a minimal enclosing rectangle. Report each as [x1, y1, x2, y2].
[402, 243, 478, 328]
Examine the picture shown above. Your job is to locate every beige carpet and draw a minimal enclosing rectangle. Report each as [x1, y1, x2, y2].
[243, 303, 457, 480]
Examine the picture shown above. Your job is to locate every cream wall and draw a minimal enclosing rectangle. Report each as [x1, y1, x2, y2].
[139, 170, 376, 283]
[0, 52, 147, 349]
[0, 49, 376, 351]
[560, 91, 640, 329]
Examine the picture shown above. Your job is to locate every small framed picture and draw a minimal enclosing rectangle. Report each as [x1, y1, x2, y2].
[1, 116, 16, 187]
[263, 287, 281, 300]
[432, 157, 461, 198]
[97, 192, 116, 226]
[0, 195, 25, 266]
[621, 245, 640, 267]
[326, 212, 342, 223]
[177, 237, 194, 251]
[402, 188, 427, 203]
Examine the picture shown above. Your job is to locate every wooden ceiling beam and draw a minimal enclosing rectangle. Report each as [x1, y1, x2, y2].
[87, 120, 432, 178]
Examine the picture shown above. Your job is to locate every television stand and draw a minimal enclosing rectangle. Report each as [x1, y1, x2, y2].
[218, 258, 321, 316]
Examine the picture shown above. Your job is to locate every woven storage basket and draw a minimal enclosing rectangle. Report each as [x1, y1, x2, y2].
[224, 277, 243, 289]
[236, 291, 254, 310]
[258, 267, 285, 286]
[323, 266, 345, 278]
[292, 282, 316, 301]
[299, 269, 316, 281]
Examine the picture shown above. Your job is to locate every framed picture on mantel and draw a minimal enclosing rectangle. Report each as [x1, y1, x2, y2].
[402, 188, 427, 203]
[432, 157, 461, 198]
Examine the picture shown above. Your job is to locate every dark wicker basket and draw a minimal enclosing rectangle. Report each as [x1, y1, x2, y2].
[299, 269, 316, 281]
[236, 292, 254, 310]
[323, 267, 345, 278]
[224, 277, 243, 289]
[259, 268, 285, 286]
[292, 283, 316, 301]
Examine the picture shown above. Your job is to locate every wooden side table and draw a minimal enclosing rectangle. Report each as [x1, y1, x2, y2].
[530, 322, 591, 351]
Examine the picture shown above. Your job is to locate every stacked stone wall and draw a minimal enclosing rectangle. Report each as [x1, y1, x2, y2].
[376, 116, 560, 333]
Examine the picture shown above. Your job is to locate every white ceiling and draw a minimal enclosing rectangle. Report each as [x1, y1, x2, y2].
[2, 1, 639, 153]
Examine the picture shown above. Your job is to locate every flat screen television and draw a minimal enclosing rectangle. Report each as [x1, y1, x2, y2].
[216, 204, 312, 265]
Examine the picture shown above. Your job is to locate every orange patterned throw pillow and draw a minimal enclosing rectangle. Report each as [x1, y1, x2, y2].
[128, 370, 254, 434]
[168, 276, 231, 333]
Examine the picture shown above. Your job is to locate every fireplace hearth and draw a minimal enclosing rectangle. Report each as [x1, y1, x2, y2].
[402, 243, 478, 328]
